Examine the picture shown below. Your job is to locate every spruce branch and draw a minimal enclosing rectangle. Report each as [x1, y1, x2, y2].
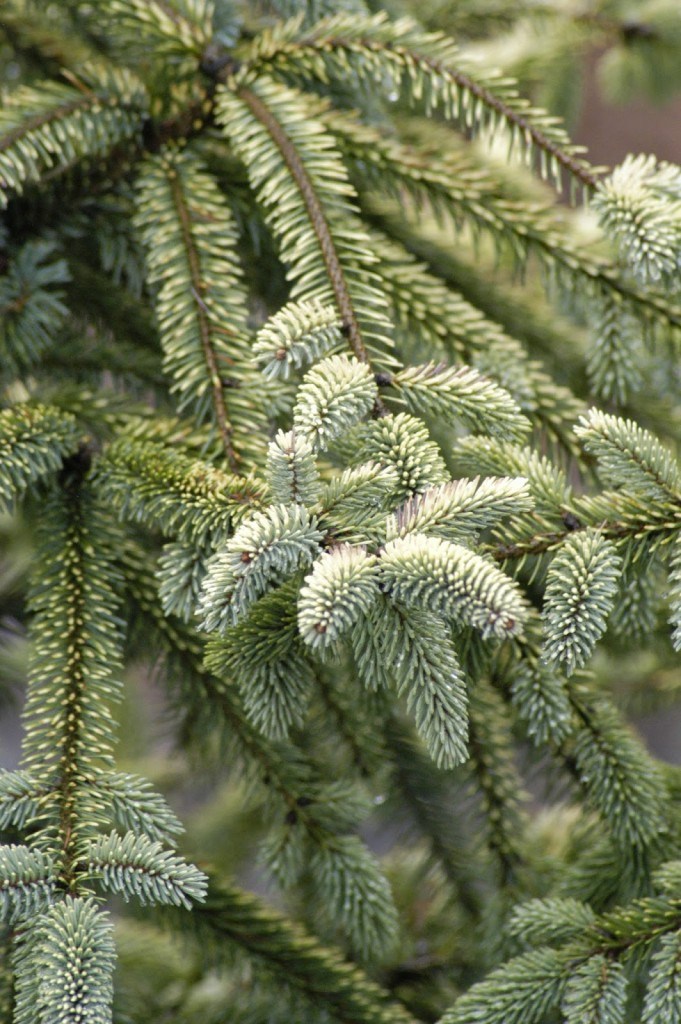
[0, 64, 147, 207]
[267, 429, 321, 507]
[192, 684, 398, 960]
[561, 955, 627, 1024]
[4, 3, 681, 1018]
[123, 547, 397, 954]
[593, 154, 681, 285]
[246, 13, 598, 193]
[0, 771, 42, 831]
[387, 604, 469, 770]
[0, 931, 11, 1023]
[147, 158, 237, 466]
[97, 773, 184, 846]
[386, 476, 533, 544]
[575, 409, 681, 502]
[103, 0, 213, 62]
[366, 187, 681, 352]
[12, 896, 116, 1024]
[329, 113, 641, 327]
[350, 593, 399, 693]
[508, 659, 574, 747]
[216, 73, 395, 399]
[442, 883, 681, 1024]
[94, 438, 265, 544]
[452, 430, 680, 573]
[315, 461, 399, 542]
[231, 82, 371, 367]
[204, 582, 315, 740]
[298, 544, 380, 650]
[441, 948, 570, 1024]
[254, 298, 344, 379]
[498, 623, 670, 852]
[21, 477, 125, 881]
[642, 931, 681, 1024]
[541, 531, 622, 675]
[308, 835, 398, 962]
[467, 676, 530, 883]
[380, 533, 528, 639]
[135, 150, 263, 469]
[0, 846, 56, 925]
[157, 537, 213, 623]
[293, 354, 378, 450]
[351, 595, 470, 770]
[363, 228, 585, 438]
[86, 831, 207, 909]
[312, 668, 384, 777]
[197, 503, 324, 631]
[171, 877, 418, 1024]
[568, 684, 668, 850]
[121, 543, 322, 808]
[497, 618, 670, 851]
[487, 496, 678, 566]
[389, 362, 529, 441]
[608, 565, 660, 644]
[508, 897, 596, 949]
[352, 413, 450, 499]
[383, 716, 483, 913]
[586, 296, 643, 405]
[0, 239, 70, 375]
[0, 403, 81, 513]
[0, 0, 93, 73]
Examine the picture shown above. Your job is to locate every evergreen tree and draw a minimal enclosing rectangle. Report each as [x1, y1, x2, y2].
[1, 1, 681, 1021]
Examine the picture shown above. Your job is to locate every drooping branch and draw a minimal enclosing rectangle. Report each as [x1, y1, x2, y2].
[165, 165, 239, 471]
[237, 85, 371, 367]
